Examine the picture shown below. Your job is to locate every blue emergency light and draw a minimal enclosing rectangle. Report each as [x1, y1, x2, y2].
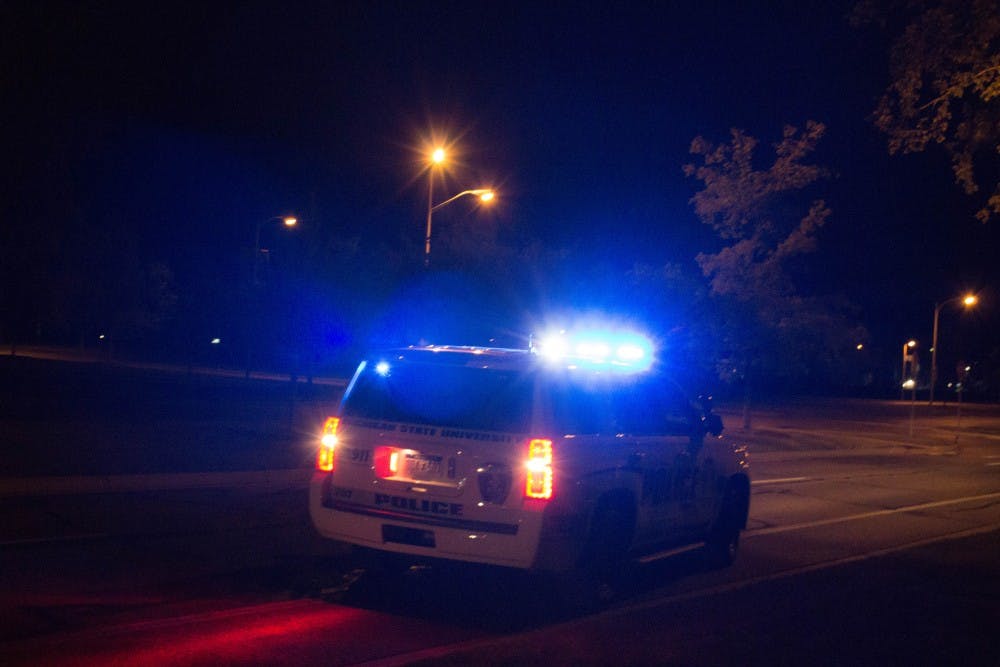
[532, 329, 654, 372]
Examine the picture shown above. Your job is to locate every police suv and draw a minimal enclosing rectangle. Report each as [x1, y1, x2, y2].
[310, 331, 750, 595]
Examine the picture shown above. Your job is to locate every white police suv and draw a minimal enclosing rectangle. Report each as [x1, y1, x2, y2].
[309, 330, 750, 595]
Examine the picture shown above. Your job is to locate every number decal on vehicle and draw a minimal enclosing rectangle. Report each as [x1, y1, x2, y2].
[347, 448, 371, 464]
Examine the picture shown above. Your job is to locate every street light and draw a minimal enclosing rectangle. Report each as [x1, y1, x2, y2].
[424, 148, 446, 266]
[929, 293, 978, 404]
[254, 216, 297, 284]
[422, 148, 495, 267]
[901, 339, 918, 401]
[432, 188, 495, 211]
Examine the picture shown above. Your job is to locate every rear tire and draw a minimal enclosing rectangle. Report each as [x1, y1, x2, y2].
[569, 500, 635, 609]
[704, 480, 746, 568]
[704, 521, 739, 568]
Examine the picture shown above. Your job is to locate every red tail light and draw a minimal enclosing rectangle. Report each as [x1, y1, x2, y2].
[374, 446, 402, 478]
[525, 438, 554, 500]
[316, 417, 340, 471]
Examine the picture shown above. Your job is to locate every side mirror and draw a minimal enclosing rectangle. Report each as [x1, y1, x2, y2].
[703, 413, 724, 436]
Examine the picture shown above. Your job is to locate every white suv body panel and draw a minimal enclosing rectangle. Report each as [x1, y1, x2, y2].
[310, 419, 549, 569]
[309, 346, 749, 572]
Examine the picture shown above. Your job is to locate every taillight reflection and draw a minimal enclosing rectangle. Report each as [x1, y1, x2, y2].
[525, 438, 553, 499]
[317, 417, 340, 471]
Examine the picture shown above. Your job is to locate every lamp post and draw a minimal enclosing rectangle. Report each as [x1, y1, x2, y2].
[901, 339, 917, 401]
[424, 148, 446, 267]
[929, 293, 977, 405]
[254, 215, 297, 285]
[422, 148, 495, 267]
[423, 188, 495, 266]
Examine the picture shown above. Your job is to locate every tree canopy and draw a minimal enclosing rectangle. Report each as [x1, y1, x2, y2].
[853, 0, 1000, 223]
[684, 122, 868, 392]
[684, 121, 831, 305]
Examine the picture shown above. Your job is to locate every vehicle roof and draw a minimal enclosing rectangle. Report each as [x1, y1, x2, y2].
[375, 345, 535, 370]
[370, 344, 663, 379]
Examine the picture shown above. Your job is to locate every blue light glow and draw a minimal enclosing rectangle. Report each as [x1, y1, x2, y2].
[375, 361, 391, 376]
[533, 328, 654, 372]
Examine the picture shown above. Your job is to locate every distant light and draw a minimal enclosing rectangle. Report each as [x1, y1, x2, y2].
[375, 361, 391, 376]
[283, 217, 297, 227]
[963, 294, 978, 307]
[479, 190, 495, 202]
[964, 365, 972, 372]
[902, 379, 916, 389]
[856, 344, 864, 351]
[98, 334, 106, 340]
[211, 338, 221, 345]
[907, 340, 917, 348]
[432, 148, 445, 164]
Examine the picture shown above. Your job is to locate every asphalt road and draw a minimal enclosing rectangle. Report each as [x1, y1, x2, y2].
[1, 353, 999, 665]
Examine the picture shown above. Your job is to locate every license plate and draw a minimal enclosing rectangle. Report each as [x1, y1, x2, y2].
[404, 452, 443, 478]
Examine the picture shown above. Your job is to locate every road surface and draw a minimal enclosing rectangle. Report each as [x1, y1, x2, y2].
[1, 354, 998, 664]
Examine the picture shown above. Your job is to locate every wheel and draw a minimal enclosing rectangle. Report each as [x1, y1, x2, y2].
[704, 480, 746, 568]
[568, 500, 635, 609]
[704, 520, 739, 568]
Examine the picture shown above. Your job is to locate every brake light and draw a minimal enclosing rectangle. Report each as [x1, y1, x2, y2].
[317, 417, 340, 471]
[374, 446, 402, 478]
[525, 438, 554, 499]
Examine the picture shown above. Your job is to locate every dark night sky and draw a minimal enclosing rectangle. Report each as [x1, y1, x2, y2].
[3, 0, 998, 362]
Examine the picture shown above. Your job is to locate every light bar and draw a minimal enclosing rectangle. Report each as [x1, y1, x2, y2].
[532, 328, 654, 372]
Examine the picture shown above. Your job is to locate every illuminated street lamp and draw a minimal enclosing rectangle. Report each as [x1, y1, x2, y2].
[254, 215, 297, 284]
[432, 188, 495, 211]
[422, 147, 495, 267]
[424, 148, 446, 267]
[901, 339, 918, 401]
[929, 293, 978, 405]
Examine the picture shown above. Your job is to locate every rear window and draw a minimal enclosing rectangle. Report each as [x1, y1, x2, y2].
[341, 359, 535, 432]
[544, 375, 696, 436]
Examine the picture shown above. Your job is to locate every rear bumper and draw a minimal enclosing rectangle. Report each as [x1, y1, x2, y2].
[309, 472, 552, 570]
[322, 495, 521, 536]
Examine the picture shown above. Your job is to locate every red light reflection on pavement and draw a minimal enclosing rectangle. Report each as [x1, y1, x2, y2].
[8, 600, 486, 667]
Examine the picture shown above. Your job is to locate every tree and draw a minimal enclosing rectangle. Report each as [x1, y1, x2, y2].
[684, 122, 866, 404]
[684, 121, 831, 307]
[853, 0, 1000, 223]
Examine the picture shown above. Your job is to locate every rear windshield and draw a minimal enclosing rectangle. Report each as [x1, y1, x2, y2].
[341, 360, 535, 432]
[542, 375, 697, 436]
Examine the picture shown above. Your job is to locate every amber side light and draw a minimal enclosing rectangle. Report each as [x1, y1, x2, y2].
[317, 417, 340, 471]
[525, 438, 554, 499]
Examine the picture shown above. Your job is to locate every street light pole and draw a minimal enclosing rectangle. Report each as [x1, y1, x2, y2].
[421, 148, 495, 267]
[247, 214, 297, 379]
[254, 215, 297, 285]
[929, 293, 977, 405]
[424, 148, 445, 268]
[432, 189, 495, 211]
[424, 188, 495, 267]
[424, 169, 435, 267]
